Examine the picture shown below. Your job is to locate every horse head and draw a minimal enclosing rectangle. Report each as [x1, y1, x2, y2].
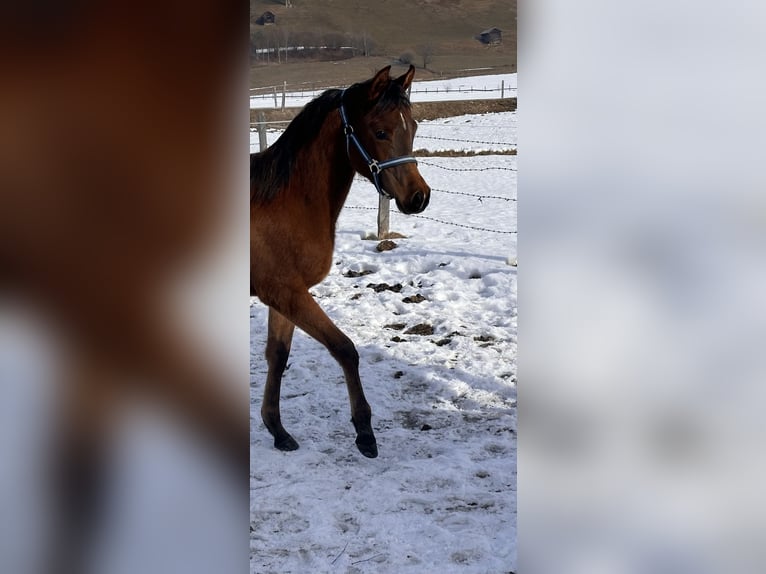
[343, 65, 431, 215]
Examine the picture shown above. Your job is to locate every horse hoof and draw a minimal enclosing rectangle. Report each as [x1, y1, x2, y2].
[355, 436, 378, 458]
[274, 435, 299, 451]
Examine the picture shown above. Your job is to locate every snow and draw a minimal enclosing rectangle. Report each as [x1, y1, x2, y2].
[251, 86, 517, 573]
[251, 110, 517, 156]
[250, 73, 516, 109]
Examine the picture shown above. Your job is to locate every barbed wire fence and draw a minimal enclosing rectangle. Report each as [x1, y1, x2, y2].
[417, 159, 515, 172]
[343, 205, 516, 235]
[252, 123, 516, 237]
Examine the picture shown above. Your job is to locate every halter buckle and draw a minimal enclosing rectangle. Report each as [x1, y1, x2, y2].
[369, 160, 381, 175]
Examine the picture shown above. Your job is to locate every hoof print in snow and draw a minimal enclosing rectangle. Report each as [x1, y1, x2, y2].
[404, 323, 434, 336]
[402, 293, 426, 304]
[343, 269, 375, 278]
[390, 336, 407, 343]
[420, 424, 432, 431]
[432, 338, 452, 346]
[384, 322, 406, 331]
[474, 334, 495, 342]
[376, 240, 398, 252]
[469, 271, 482, 279]
[350, 293, 362, 301]
[367, 282, 403, 293]
[393, 370, 404, 379]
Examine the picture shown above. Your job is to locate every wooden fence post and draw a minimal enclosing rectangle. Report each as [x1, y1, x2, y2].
[272, 86, 278, 109]
[257, 112, 267, 152]
[377, 195, 390, 239]
[281, 81, 286, 111]
[501, 80, 505, 98]
[374, 82, 411, 238]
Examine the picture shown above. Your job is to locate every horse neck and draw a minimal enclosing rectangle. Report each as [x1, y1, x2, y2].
[293, 110, 355, 225]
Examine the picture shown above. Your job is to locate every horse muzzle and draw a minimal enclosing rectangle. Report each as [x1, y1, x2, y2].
[397, 185, 430, 215]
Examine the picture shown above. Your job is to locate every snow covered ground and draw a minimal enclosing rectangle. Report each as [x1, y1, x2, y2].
[251, 99, 517, 572]
[251, 110, 517, 157]
[250, 73, 516, 109]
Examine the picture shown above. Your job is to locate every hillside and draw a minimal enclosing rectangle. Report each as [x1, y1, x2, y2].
[250, 0, 516, 88]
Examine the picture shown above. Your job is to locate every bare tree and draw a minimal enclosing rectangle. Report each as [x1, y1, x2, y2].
[270, 28, 281, 64]
[325, 32, 345, 50]
[416, 43, 435, 70]
[398, 51, 415, 66]
[360, 32, 377, 57]
[250, 30, 262, 61]
[281, 27, 290, 63]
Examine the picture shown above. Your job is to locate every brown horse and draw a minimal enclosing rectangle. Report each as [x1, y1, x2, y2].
[251, 65, 431, 458]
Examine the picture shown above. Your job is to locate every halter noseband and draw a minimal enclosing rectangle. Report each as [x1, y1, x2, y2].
[339, 89, 418, 199]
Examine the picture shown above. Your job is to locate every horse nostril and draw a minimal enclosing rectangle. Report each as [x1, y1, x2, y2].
[413, 191, 424, 210]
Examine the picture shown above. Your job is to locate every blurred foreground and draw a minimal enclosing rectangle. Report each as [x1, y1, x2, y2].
[521, 2, 766, 573]
[0, 3, 249, 573]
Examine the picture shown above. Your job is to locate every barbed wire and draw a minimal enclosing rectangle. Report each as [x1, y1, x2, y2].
[350, 175, 515, 202]
[410, 213, 516, 234]
[417, 124, 513, 129]
[249, 122, 515, 134]
[418, 159, 516, 172]
[431, 187, 516, 202]
[342, 205, 516, 235]
[415, 135, 515, 146]
[249, 121, 513, 129]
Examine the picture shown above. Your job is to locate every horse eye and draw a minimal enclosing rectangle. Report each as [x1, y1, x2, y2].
[375, 130, 388, 140]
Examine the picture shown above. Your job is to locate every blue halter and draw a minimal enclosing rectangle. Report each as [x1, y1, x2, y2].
[339, 89, 418, 199]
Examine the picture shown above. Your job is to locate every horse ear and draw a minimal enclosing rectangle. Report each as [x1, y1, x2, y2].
[394, 65, 416, 91]
[368, 66, 391, 101]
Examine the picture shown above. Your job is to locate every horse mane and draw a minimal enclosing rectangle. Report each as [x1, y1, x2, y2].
[251, 88, 342, 204]
[250, 76, 411, 204]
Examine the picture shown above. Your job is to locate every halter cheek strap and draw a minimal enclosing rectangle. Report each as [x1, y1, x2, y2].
[339, 90, 418, 199]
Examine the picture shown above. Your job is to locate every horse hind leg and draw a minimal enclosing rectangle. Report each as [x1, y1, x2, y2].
[276, 290, 377, 459]
[261, 307, 299, 451]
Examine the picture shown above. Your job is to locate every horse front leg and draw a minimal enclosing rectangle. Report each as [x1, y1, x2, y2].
[276, 290, 377, 458]
[261, 307, 298, 451]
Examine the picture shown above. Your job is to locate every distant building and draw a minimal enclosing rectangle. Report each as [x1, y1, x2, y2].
[256, 11, 276, 26]
[476, 28, 502, 45]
